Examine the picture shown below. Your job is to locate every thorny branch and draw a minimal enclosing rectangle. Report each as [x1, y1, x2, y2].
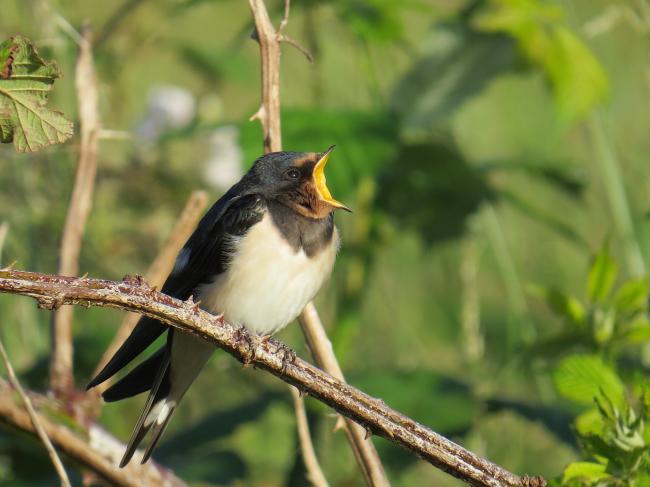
[0, 377, 185, 487]
[247, 1, 387, 485]
[0, 268, 547, 487]
[50, 25, 100, 397]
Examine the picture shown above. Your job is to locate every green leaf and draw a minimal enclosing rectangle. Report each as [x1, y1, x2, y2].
[587, 247, 618, 303]
[553, 355, 625, 407]
[614, 279, 648, 315]
[621, 318, 650, 344]
[0, 36, 73, 152]
[531, 285, 585, 326]
[562, 461, 609, 484]
[575, 408, 604, 437]
[474, 0, 608, 124]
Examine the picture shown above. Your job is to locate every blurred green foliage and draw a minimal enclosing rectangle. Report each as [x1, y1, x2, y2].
[1, 0, 650, 486]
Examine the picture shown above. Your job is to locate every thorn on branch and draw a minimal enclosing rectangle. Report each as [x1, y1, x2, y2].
[249, 106, 264, 122]
[364, 427, 372, 440]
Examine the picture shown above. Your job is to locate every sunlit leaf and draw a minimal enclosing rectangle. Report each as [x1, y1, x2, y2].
[553, 355, 625, 407]
[474, 0, 608, 124]
[614, 279, 648, 316]
[562, 461, 609, 484]
[530, 285, 585, 327]
[587, 247, 618, 303]
[0, 36, 73, 152]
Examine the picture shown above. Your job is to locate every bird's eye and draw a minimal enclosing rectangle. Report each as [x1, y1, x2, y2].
[286, 168, 301, 179]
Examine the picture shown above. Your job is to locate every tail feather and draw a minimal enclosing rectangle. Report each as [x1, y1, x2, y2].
[141, 403, 177, 464]
[102, 347, 166, 402]
[119, 352, 171, 468]
[86, 316, 166, 391]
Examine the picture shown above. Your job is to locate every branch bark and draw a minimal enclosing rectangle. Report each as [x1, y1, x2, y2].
[50, 25, 100, 397]
[247, 1, 389, 485]
[0, 377, 185, 487]
[0, 269, 546, 487]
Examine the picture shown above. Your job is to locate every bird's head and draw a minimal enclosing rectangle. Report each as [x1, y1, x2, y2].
[250, 146, 350, 219]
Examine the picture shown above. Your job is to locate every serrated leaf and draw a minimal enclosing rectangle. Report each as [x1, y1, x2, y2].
[587, 247, 618, 303]
[562, 461, 609, 483]
[553, 355, 625, 407]
[614, 279, 648, 315]
[0, 35, 73, 152]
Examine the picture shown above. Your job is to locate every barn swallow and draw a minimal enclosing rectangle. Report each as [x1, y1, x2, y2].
[86, 147, 348, 467]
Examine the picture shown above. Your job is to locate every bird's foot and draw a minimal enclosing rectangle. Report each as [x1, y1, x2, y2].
[278, 342, 296, 373]
[234, 327, 256, 367]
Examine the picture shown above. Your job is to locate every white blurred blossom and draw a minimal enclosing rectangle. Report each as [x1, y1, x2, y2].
[203, 125, 244, 191]
[135, 85, 196, 143]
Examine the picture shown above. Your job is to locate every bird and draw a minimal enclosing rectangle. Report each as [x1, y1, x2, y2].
[86, 147, 348, 467]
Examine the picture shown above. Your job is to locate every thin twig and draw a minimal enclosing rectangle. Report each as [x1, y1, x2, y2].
[0, 222, 8, 264]
[0, 339, 71, 487]
[247, 1, 388, 485]
[50, 24, 100, 397]
[290, 386, 329, 487]
[279, 34, 314, 63]
[0, 378, 186, 487]
[91, 190, 208, 395]
[0, 269, 547, 487]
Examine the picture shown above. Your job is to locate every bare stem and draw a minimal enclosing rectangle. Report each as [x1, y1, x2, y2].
[246, 1, 389, 485]
[0, 269, 546, 487]
[50, 25, 100, 396]
[290, 386, 329, 487]
[0, 337, 71, 487]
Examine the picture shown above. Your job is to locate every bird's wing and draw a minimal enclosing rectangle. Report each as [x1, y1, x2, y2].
[86, 190, 265, 391]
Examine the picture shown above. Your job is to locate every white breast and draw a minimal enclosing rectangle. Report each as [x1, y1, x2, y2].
[197, 213, 338, 335]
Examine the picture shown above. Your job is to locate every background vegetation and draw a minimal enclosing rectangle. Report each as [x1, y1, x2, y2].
[2, 0, 650, 485]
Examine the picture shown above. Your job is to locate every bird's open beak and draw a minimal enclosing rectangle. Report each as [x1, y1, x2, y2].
[313, 146, 351, 212]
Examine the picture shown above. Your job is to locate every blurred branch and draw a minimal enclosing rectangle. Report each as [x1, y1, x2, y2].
[290, 386, 329, 487]
[0, 338, 71, 487]
[0, 269, 547, 487]
[0, 222, 8, 264]
[246, 1, 388, 485]
[90, 190, 208, 396]
[0, 377, 185, 487]
[95, 0, 149, 49]
[50, 25, 100, 397]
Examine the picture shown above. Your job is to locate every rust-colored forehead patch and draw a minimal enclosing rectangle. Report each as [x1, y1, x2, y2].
[292, 152, 319, 168]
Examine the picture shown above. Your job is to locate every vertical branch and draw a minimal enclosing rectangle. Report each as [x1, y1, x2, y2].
[90, 190, 208, 396]
[247, 2, 389, 486]
[0, 222, 8, 264]
[0, 337, 71, 487]
[50, 24, 100, 397]
[290, 386, 329, 487]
